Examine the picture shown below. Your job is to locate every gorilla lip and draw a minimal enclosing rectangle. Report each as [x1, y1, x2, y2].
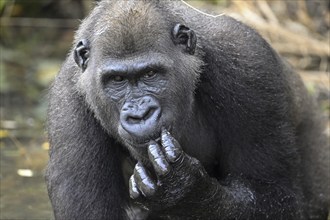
[123, 126, 170, 148]
[124, 135, 161, 148]
[126, 107, 157, 124]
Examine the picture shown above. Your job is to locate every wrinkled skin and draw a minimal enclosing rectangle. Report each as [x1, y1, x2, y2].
[46, 1, 329, 220]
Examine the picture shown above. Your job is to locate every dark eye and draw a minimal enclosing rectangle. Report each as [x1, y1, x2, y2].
[144, 70, 156, 78]
[113, 75, 125, 82]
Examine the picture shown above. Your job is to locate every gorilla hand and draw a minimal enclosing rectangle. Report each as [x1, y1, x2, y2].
[129, 129, 219, 216]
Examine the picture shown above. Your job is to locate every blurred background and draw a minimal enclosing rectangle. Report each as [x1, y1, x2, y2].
[0, 0, 329, 219]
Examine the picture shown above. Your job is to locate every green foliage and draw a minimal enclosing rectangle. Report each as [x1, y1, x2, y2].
[0, 0, 7, 12]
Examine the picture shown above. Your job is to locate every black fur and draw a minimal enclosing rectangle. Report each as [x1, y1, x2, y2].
[46, 1, 329, 219]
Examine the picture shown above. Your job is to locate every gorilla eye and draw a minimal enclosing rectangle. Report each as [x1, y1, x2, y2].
[144, 71, 156, 78]
[113, 75, 125, 82]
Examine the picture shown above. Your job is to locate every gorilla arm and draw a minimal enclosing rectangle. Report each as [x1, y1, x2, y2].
[45, 56, 128, 220]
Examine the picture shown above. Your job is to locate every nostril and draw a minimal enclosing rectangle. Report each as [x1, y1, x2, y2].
[122, 104, 135, 112]
[120, 96, 161, 138]
[143, 107, 156, 120]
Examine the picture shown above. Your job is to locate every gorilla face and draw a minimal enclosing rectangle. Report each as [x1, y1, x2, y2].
[97, 53, 176, 144]
[74, 21, 202, 160]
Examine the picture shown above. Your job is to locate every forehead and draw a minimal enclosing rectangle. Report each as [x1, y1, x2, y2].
[93, 1, 171, 57]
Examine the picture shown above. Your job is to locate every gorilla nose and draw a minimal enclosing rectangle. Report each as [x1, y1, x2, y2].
[120, 96, 161, 138]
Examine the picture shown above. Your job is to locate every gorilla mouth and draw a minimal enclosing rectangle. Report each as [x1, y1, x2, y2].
[126, 107, 157, 125]
[121, 124, 172, 148]
[123, 133, 161, 148]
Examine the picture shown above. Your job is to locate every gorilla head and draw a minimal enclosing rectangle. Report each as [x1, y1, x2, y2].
[74, 1, 202, 160]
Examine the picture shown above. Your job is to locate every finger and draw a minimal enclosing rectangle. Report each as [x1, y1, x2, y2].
[129, 175, 140, 199]
[161, 128, 182, 163]
[133, 162, 157, 197]
[148, 141, 170, 176]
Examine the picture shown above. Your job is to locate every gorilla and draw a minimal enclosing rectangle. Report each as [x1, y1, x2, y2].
[45, 0, 329, 219]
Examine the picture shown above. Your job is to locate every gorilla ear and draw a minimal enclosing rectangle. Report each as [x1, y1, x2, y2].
[172, 24, 197, 55]
[74, 39, 90, 70]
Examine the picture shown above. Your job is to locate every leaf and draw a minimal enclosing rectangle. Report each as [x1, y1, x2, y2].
[17, 169, 34, 177]
[0, 130, 9, 138]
